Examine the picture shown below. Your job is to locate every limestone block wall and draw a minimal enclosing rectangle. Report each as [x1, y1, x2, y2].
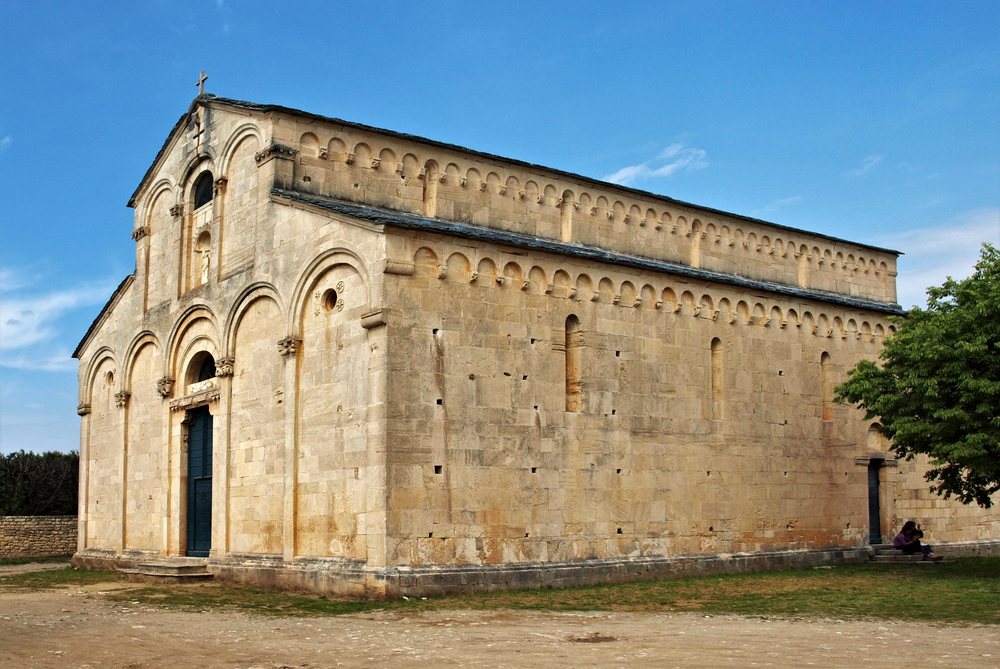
[378, 229, 988, 568]
[889, 454, 1000, 544]
[78, 109, 389, 564]
[0, 516, 78, 558]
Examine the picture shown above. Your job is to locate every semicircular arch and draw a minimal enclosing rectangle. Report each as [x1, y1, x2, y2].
[286, 248, 372, 338]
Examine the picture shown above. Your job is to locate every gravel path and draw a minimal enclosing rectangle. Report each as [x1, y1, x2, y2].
[1, 581, 997, 668]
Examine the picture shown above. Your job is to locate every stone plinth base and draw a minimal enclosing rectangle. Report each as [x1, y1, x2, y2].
[72, 541, 1000, 599]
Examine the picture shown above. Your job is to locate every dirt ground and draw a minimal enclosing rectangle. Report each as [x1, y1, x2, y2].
[1, 565, 998, 668]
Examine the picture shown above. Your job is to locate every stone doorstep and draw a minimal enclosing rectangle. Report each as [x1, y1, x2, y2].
[868, 546, 950, 564]
[120, 558, 213, 582]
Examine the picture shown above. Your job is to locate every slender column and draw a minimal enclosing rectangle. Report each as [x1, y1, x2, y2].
[278, 337, 301, 561]
[211, 357, 234, 558]
[115, 391, 130, 552]
[156, 377, 174, 555]
[76, 402, 92, 553]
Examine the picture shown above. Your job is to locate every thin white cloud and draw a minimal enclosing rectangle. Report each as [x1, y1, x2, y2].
[0, 348, 75, 372]
[0, 273, 114, 351]
[847, 154, 883, 177]
[877, 207, 1000, 308]
[603, 143, 708, 186]
[0, 135, 11, 154]
[751, 195, 803, 218]
[0, 268, 29, 293]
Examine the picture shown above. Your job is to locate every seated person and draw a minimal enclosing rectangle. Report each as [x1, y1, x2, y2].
[893, 520, 942, 560]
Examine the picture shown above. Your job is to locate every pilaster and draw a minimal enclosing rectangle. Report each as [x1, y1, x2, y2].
[361, 310, 389, 572]
[278, 337, 301, 561]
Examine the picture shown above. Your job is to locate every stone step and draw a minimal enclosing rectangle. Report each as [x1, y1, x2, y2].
[869, 548, 951, 564]
[121, 559, 213, 583]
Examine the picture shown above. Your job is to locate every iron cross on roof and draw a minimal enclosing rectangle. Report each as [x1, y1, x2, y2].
[196, 71, 208, 95]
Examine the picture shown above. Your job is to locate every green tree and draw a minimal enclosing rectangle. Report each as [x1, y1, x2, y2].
[0, 450, 79, 516]
[837, 243, 1000, 508]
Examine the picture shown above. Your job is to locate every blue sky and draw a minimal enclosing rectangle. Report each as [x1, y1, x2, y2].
[1, 1, 998, 454]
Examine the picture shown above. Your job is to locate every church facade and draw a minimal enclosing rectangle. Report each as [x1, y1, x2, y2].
[73, 95, 997, 596]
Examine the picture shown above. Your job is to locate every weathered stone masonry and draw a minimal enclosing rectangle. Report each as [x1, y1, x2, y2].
[72, 95, 998, 597]
[0, 516, 78, 559]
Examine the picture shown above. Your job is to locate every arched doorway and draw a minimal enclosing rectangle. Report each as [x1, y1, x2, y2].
[186, 405, 213, 556]
[185, 352, 216, 556]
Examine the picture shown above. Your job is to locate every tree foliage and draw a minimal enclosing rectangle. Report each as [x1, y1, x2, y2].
[0, 450, 79, 516]
[837, 243, 1000, 507]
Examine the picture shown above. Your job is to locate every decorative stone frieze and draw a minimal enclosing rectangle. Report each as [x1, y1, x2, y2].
[277, 336, 302, 357]
[156, 376, 175, 398]
[215, 357, 235, 377]
[114, 391, 131, 408]
[170, 387, 221, 412]
[130, 225, 149, 241]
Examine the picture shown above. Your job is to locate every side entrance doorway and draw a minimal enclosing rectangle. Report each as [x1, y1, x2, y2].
[867, 459, 882, 544]
[186, 405, 213, 557]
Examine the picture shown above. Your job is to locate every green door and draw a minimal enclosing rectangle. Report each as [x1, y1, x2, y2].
[186, 406, 213, 557]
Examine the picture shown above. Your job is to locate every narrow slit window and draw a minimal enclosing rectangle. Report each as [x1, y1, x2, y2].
[710, 337, 723, 419]
[565, 315, 582, 412]
[821, 352, 833, 421]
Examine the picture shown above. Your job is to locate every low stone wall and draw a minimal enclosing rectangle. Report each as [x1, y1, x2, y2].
[0, 516, 77, 559]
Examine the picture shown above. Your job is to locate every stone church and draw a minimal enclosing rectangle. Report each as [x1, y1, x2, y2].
[73, 94, 997, 596]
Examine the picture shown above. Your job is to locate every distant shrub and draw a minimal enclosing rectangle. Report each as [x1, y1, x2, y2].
[0, 450, 79, 516]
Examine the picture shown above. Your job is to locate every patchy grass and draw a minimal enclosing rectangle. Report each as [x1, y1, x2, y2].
[0, 567, 118, 590]
[9, 558, 1000, 624]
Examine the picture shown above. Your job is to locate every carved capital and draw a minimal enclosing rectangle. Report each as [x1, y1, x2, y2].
[214, 357, 235, 378]
[318, 147, 329, 160]
[131, 225, 149, 241]
[370, 157, 381, 169]
[156, 377, 175, 398]
[254, 143, 298, 165]
[344, 152, 356, 165]
[213, 177, 228, 195]
[169, 204, 184, 218]
[76, 403, 92, 416]
[277, 336, 302, 357]
[114, 391, 131, 408]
